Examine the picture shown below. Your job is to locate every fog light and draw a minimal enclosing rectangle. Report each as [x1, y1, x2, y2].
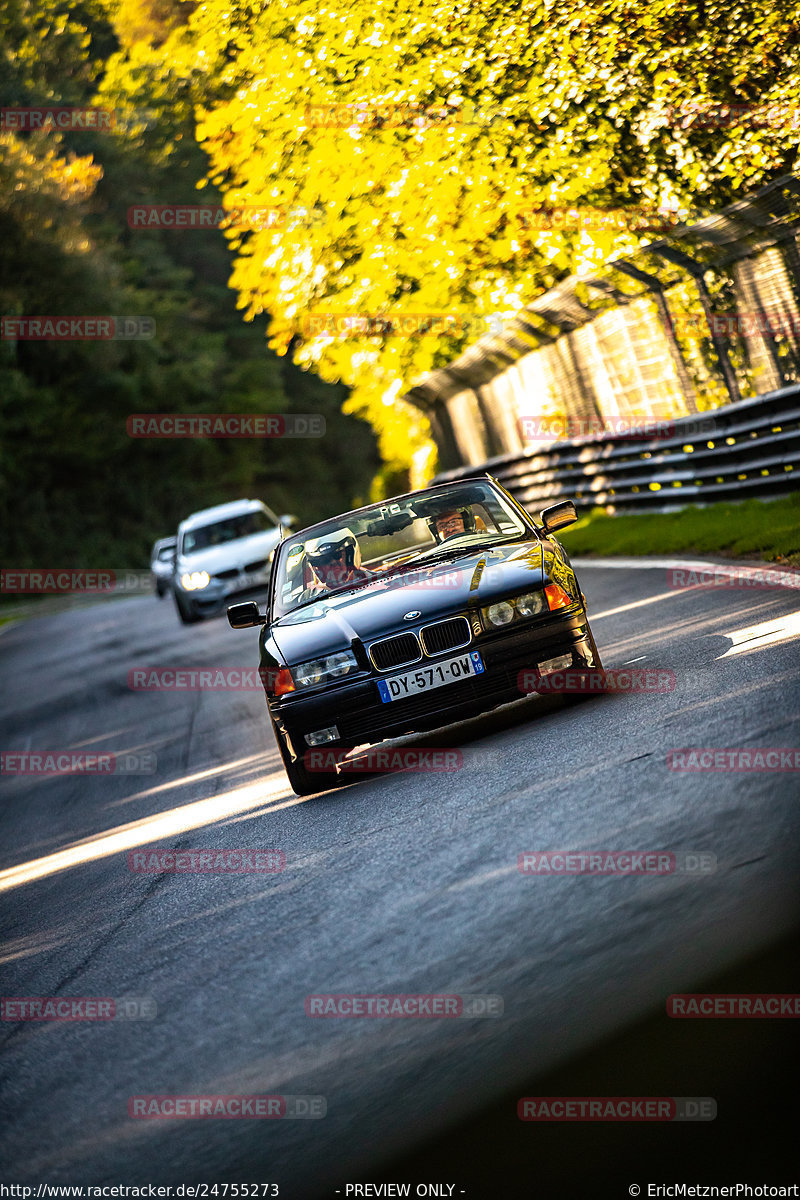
[305, 726, 340, 747]
[538, 654, 572, 673]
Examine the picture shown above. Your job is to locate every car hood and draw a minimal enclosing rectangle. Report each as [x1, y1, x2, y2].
[177, 530, 280, 573]
[268, 540, 545, 663]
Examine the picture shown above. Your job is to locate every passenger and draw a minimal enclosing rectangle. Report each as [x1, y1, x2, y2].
[303, 527, 372, 595]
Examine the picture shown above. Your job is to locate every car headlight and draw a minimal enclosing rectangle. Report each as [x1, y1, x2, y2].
[516, 591, 546, 617]
[292, 649, 359, 689]
[180, 571, 210, 591]
[481, 588, 555, 628]
[485, 601, 515, 627]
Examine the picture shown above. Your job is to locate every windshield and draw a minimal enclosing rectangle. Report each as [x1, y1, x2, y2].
[181, 509, 275, 555]
[272, 481, 527, 617]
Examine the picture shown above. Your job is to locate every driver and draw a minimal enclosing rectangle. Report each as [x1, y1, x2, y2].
[303, 527, 372, 595]
[430, 506, 476, 543]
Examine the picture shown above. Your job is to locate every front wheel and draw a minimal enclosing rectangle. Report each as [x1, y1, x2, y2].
[565, 625, 607, 698]
[173, 589, 202, 625]
[270, 716, 343, 796]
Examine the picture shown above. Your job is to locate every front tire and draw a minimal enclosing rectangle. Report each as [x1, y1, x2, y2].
[270, 717, 343, 796]
[565, 624, 607, 698]
[173, 589, 202, 625]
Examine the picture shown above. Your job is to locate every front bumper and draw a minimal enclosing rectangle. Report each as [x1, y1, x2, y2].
[270, 608, 595, 758]
[180, 580, 270, 618]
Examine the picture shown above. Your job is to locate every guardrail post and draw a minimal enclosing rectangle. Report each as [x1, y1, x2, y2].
[651, 245, 741, 405]
[615, 261, 699, 414]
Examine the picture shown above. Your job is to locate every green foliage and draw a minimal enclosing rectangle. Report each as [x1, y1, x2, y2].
[0, 0, 379, 568]
[174, 0, 798, 476]
[2, 0, 798, 571]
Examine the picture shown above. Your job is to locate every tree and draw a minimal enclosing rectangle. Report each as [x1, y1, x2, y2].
[164, 0, 798, 478]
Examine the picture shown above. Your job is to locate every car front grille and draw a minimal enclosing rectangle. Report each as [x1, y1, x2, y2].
[214, 568, 239, 581]
[244, 559, 268, 573]
[369, 633, 421, 672]
[420, 616, 471, 656]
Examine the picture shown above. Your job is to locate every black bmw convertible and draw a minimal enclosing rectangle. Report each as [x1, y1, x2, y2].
[227, 475, 604, 795]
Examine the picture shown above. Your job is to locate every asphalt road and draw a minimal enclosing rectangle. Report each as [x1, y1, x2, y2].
[1, 560, 799, 1197]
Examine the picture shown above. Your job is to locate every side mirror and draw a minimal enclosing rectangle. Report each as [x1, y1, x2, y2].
[540, 500, 577, 534]
[227, 601, 267, 629]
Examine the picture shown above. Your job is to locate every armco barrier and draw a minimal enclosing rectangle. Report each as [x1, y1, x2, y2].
[433, 385, 800, 513]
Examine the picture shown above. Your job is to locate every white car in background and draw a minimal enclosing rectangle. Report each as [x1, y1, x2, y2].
[150, 536, 177, 598]
[172, 499, 295, 624]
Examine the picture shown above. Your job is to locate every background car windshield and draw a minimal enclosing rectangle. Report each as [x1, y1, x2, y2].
[272, 482, 526, 616]
[182, 510, 274, 555]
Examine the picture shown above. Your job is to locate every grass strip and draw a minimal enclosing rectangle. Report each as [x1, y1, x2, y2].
[558, 493, 800, 566]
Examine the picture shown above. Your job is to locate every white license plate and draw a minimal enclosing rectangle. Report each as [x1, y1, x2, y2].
[238, 572, 266, 590]
[376, 651, 485, 703]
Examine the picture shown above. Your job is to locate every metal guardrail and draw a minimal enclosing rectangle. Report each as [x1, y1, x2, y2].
[410, 174, 800, 483]
[434, 384, 800, 513]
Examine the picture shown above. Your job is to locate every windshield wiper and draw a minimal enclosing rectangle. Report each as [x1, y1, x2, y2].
[407, 535, 517, 567]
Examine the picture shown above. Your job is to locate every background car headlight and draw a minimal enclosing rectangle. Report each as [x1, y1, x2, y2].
[180, 571, 210, 591]
[292, 650, 359, 688]
[516, 591, 546, 617]
[485, 601, 515, 627]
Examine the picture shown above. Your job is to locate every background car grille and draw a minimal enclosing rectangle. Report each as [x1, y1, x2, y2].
[244, 559, 268, 573]
[420, 616, 471, 656]
[369, 633, 421, 671]
[214, 569, 239, 580]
